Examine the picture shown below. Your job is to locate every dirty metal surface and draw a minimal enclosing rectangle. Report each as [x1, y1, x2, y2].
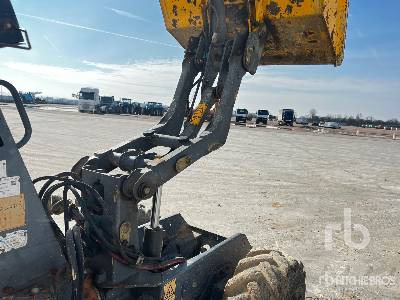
[159, 0, 349, 65]
[0, 108, 67, 297]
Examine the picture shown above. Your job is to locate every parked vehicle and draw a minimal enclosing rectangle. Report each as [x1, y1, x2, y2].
[143, 102, 164, 116]
[98, 96, 114, 113]
[235, 108, 248, 123]
[19, 91, 42, 104]
[296, 117, 309, 125]
[255, 110, 269, 125]
[131, 102, 142, 115]
[324, 122, 341, 129]
[278, 109, 295, 126]
[121, 98, 133, 114]
[35, 97, 47, 104]
[78, 87, 100, 113]
[108, 101, 122, 114]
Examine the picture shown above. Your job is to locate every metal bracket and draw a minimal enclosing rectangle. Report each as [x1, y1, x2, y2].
[0, 28, 32, 50]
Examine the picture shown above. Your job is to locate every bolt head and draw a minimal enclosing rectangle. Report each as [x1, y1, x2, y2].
[143, 186, 151, 195]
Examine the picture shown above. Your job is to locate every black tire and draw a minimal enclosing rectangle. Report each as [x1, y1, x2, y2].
[223, 249, 306, 300]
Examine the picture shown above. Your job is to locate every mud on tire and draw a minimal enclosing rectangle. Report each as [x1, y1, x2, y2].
[223, 249, 306, 300]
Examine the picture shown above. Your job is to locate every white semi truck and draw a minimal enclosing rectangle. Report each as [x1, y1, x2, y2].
[78, 87, 100, 113]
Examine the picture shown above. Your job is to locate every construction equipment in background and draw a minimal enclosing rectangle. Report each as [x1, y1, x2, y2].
[142, 101, 165, 116]
[98, 95, 115, 114]
[120, 99, 143, 115]
[120, 98, 134, 114]
[19, 91, 42, 104]
[0, 0, 349, 299]
[278, 108, 296, 126]
[256, 109, 270, 125]
[131, 101, 143, 115]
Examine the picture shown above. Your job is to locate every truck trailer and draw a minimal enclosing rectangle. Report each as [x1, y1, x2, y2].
[278, 109, 295, 126]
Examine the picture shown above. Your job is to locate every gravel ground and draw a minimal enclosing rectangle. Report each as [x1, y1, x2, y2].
[3, 105, 400, 299]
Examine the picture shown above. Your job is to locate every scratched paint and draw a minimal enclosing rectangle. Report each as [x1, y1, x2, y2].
[190, 103, 208, 126]
[0, 161, 6, 178]
[159, 0, 348, 66]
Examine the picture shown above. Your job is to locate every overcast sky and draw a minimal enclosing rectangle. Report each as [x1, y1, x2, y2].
[1, 0, 399, 120]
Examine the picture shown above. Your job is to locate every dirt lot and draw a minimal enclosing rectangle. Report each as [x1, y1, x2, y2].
[2, 104, 400, 299]
[267, 122, 399, 140]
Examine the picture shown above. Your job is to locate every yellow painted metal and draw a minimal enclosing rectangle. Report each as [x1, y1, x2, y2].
[254, 0, 320, 20]
[159, 0, 349, 66]
[159, 0, 206, 48]
[190, 102, 208, 126]
[323, 0, 349, 66]
[163, 278, 177, 300]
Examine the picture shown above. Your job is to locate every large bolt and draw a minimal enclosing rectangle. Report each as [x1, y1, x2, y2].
[138, 184, 152, 198]
[143, 186, 151, 196]
[175, 156, 191, 173]
[119, 222, 131, 244]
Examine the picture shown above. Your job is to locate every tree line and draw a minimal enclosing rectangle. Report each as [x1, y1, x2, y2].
[307, 109, 399, 127]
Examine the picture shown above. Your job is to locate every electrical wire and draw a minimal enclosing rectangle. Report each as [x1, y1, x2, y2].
[33, 173, 186, 273]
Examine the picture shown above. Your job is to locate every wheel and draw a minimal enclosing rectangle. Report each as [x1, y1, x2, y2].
[223, 249, 306, 300]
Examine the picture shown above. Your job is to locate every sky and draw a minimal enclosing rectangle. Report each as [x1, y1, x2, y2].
[0, 0, 399, 120]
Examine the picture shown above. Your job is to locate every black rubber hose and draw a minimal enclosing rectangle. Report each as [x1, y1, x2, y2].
[37, 176, 106, 211]
[33, 172, 78, 199]
[63, 187, 70, 232]
[65, 229, 79, 300]
[72, 226, 85, 300]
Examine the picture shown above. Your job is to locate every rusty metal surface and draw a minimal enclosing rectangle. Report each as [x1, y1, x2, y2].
[159, 0, 349, 66]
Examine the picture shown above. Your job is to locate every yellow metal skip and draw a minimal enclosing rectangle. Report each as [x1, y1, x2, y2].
[159, 0, 349, 66]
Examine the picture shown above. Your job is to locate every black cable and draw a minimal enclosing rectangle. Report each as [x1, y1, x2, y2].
[65, 229, 79, 300]
[33, 173, 186, 271]
[72, 226, 85, 300]
[63, 187, 70, 232]
[33, 172, 77, 199]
